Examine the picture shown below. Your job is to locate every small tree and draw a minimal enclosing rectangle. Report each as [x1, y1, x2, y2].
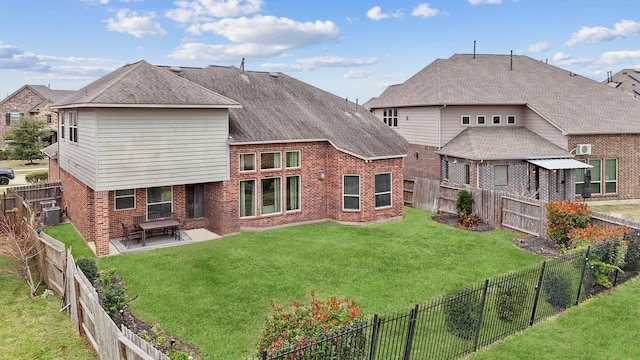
[4, 116, 48, 164]
[0, 211, 43, 298]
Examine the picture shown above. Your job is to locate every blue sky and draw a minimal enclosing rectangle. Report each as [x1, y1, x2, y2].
[1, 0, 639, 102]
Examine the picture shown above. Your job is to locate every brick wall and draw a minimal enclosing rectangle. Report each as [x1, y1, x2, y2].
[0, 87, 59, 147]
[48, 158, 60, 182]
[60, 168, 94, 243]
[405, 144, 440, 180]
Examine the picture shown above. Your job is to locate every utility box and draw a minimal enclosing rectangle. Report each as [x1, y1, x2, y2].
[40, 200, 56, 212]
[43, 206, 61, 226]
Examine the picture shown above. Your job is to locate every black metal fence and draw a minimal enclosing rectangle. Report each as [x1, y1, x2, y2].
[251, 235, 640, 360]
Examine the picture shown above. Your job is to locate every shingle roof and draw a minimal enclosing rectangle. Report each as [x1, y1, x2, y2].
[437, 127, 570, 160]
[170, 65, 408, 160]
[367, 54, 640, 135]
[41, 142, 58, 160]
[28, 85, 75, 103]
[52, 61, 240, 109]
[606, 69, 640, 98]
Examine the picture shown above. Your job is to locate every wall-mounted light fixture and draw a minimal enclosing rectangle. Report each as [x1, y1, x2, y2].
[531, 168, 536, 175]
[317, 170, 325, 180]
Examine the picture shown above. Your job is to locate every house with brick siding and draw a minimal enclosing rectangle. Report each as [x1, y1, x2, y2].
[49, 61, 408, 256]
[0, 85, 75, 147]
[366, 53, 640, 202]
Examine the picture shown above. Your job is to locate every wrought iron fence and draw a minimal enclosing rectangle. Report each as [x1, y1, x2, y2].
[250, 234, 640, 360]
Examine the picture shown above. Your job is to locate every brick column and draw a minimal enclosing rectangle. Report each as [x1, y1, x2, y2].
[94, 191, 111, 256]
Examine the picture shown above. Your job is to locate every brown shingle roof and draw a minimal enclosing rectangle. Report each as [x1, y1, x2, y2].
[52, 61, 240, 108]
[367, 54, 640, 135]
[171, 65, 408, 160]
[437, 127, 570, 160]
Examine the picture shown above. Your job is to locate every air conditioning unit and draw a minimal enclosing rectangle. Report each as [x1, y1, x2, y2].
[576, 144, 592, 155]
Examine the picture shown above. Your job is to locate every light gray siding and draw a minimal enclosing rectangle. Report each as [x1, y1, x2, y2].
[59, 109, 98, 189]
[440, 105, 526, 145]
[371, 107, 439, 146]
[523, 107, 568, 149]
[67, 108, 229, 191]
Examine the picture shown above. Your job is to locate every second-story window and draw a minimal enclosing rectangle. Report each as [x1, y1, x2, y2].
[60, 112, 65, 140]
[261, 152, 281, 170]
[383, 108, 398, 127]
[69, 112, 78, 143]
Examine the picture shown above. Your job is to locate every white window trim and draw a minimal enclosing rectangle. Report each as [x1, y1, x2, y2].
[507, 115, 516, 124]
[342, 174, 361, 211]
[239, 179, 257, 218]
[260, 176, 282, 216]
[285, 175, 301, 213]
[461, 115, 471, 126]
[374, 172, 392, 209]
[492, 115, 501, 125]
[477, 115, 486, 125]
[260, 151, 282, 171]
[69, 111, 78, 144]
[114, 189, 136, 211]
[239, 152, 256, 172]
[285, 150, 301, 169]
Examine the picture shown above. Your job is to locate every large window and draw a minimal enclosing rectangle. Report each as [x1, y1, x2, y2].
[343, 175, 360, 210]
[261, 177, 281, 215]
[147, 186, 172, 216]
[239, 153, 255, 172]
[239, 180, 256, 217]
[605, 159, 617, 194]
[576, 159, 617, 195]
[285, 151, 300, 168]
[69, 111, 78, 143]
[261, 152, 281, 170]
[286, 176, 301, 211]
[375, 173, 392, 208]
[115, 189, 135, 210]
[186, 184, 204, 218]
[383, 108, 398, 127]
[494, 165, 508, 186]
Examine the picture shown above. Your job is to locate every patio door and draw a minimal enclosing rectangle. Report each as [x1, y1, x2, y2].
[186, 184, 204, 219]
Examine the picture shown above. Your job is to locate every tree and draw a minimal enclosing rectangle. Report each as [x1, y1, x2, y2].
[4, 116, 49, 164]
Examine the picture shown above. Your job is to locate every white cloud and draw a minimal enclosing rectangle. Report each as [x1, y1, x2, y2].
[599, 50, 640, 65]
[552, 51, 590, 66]
[260, 56, 379, 72]
[553, 52, 570, 61]
[343, 69, 373, 79]
[565, 19, 640, 46]
[169, 42, 284, 62]
[165, 0, 263, 23]
[106, 9, 167, 37]
[80, 0, 109, 4]
[366, 6, 402, 21]
[468, 0, 502, 5]
[412, 3, 439, 18]
[526, 41, 550, 53]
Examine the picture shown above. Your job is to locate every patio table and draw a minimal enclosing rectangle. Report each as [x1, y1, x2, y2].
[137, 219, 180, 246]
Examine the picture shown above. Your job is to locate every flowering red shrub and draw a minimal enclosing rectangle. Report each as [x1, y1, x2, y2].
[257, 290, 364, 357]
[567, 223, 629, 249]
[545, 200, 591, 248]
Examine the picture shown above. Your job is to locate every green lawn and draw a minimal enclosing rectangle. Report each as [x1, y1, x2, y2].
[44, 223, 96, 259]
[470, 276, 640, 360]
[0, 159, 47, 170]
[94, 207, 542, 359]
[0, 257, 97, 360]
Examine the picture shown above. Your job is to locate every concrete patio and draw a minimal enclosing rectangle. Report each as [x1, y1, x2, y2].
[106, 228, 221, 255]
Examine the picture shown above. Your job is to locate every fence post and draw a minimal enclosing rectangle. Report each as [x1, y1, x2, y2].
[368, 314, 380, 360]
[403, 305, 419, 360]
[74, 274, 85, 337]
[473, 279, 490, 352]
[575, 246, 591, 306]
[529, 261, 546, 326]
[261, 349, 267, 360]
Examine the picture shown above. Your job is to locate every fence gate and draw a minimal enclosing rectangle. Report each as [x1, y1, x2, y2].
[501, 196, 545, 237]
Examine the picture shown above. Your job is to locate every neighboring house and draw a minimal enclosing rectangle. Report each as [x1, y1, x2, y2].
[605, 68, 640, 98]
[0, 85, 75, 147]
[366, 54, 640, 203]
[49, 61, 408, 256]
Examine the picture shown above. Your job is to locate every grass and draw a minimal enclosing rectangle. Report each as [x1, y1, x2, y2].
[469, 276, 640, 360]
[0, 159, 47, 170]
[0, 257, 98, 360]
[589, 203, 640, 222]
[44, 223, 96, 259]
[97, 207, 542, 359]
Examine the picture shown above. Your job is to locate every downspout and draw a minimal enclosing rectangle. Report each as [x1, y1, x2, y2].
[438, 104, 446, 149]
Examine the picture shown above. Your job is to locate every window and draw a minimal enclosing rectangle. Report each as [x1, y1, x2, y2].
[575, 160, 587, 196]
[46, 114, 52, 124]
[589, 160, 602, 194]
[461, 115, 470, 126]
[10, 111, 20, 126]
[507, 115, 516, 124]
[239, 180, 256, 217]
[492, 115, 501, 124]
[285, 151, 300, 168]
[494, 165, 508, 186]
[60, 112, 65, 140]
[605, 159, 617, 194]
[343, 175, 360, 210]
[383, 108, 398, 127]
[375, 173, 392, 208]
[261, 177, 281, 215]
[147, 186, 172, 216]
[477, 115, 486, 125]
[186, 184, 204, 218]
[69, 112, 78, 143]
[286, 176, 301, 211]
[115, 189, 135, 210]
[239, 153, 255, 172]
[464, 164, 470, 185]
[443, 160, 449, 180]
[261, 152, 281, 170]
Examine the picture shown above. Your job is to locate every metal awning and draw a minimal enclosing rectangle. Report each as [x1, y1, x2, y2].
[527, 158, 592, 170]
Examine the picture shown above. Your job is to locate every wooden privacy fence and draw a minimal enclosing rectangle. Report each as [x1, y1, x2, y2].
[2, 181, 63, 213]
[37, 233, 169, 360]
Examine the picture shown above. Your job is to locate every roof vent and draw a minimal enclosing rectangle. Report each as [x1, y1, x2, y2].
[269, 72, 279, 78]
[576, 144, 592, 155]
[169, 66, 182, 72]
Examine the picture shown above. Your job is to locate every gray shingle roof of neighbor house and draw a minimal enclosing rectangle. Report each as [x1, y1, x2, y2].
[52, 61, 241, 109]
[605, 68, 640, 98]
[0, 85, 75, 110]
[41, 142, 58, 160]
[366, 54, 640, 135]
[163, 64, 409, 160]
[437, 127, 571, 161]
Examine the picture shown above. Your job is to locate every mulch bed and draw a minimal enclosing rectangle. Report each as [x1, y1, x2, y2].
[431, 213, 561, 259]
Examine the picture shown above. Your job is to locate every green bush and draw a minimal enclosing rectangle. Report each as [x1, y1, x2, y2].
[494, 280, 530, 323]
[542, 267, 576, 309]
[443, 288, 482, 340]
[26, 170, 49, 184]
[456, 189, 474, 216]
[76, 257, 98, 285]
[622, 233, 640, 272]
[545, 200, 591, 248]
[96, 269, 127, 315]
